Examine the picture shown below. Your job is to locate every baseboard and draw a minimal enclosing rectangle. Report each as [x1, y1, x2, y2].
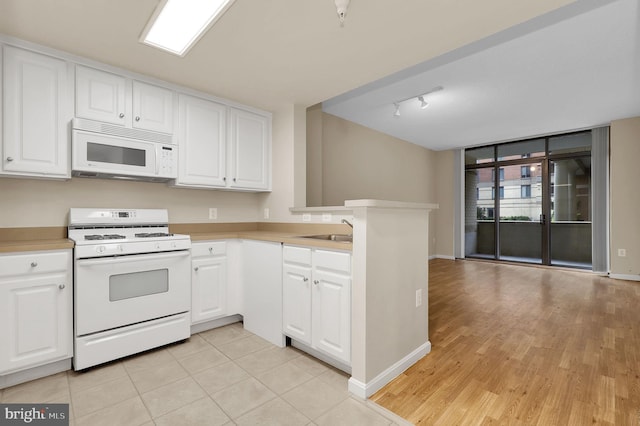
[290, 339, 351, 374]
[432, 254, 455, 260]
[190, 314, 243, 334]
[609, 273, 640, 282]
[348, 340, 431, 399]
[0, 358, 71, 389]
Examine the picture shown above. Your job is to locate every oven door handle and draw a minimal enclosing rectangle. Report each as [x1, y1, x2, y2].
[77, 250, 190, 266]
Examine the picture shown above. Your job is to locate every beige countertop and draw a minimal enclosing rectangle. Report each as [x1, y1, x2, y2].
[0, 223, 353, 253]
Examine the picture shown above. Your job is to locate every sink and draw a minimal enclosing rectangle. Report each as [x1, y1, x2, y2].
[301, 234, 353, 243]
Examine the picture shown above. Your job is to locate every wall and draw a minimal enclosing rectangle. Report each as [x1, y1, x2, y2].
[434, 150, 455, 258]
[610, 116, 640, 279]
[0, 177, 261, 227]
[320, 113, 437, 206]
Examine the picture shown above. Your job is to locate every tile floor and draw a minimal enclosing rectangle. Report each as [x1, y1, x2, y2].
[0, 323, 410, 426]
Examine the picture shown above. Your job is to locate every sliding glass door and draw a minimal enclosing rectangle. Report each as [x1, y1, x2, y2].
[464, 131, 593, 269]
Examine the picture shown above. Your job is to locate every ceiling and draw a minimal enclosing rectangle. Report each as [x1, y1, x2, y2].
[323, 0, 640, 150]
[0, 1, 638, 151]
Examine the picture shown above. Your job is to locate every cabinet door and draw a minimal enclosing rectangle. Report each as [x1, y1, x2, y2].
[132, 81, 174, 134]
[75, 65, 126, 125]
[191, 256, 227, 324]
[312, 270, 351, 364]
[3, 46, 69, 177]
[177, 94, 227, 187]
[0, 274, 72, 374]
[282, 263, 312, 345]
[228, 108, 270, 190]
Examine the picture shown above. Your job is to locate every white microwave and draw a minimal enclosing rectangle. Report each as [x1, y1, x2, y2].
[71, 118, 178, 181]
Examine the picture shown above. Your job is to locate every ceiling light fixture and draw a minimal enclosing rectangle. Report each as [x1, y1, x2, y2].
[140, 0, 237, 57]
[393, 103, 401, 118]
[391, 86, 444, 117]
[335, 0, 350, 26]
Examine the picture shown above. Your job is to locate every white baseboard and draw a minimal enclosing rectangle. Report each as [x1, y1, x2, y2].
[0, 358, 71, 389]
[348, 341, 431, 399]
[432, 254, 455, 260]
[609, 273, 640, 282]
[190, 314, 243, 334]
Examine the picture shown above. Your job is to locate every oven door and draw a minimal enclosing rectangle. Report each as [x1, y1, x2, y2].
[75, 250, 190, 336]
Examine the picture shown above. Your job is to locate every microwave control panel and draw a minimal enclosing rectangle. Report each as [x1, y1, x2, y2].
[157, 145, 178, 178]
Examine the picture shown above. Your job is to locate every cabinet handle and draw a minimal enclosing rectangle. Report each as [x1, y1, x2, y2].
[223, 177, 227, 182]
[233, 177, 237, 182]
[58, 284, 65, 289]
[135, 116, 141, 122]
[303, 277, 309, 282]
[194, 266, 199, 272]
[30, 262, 38, 267]
[6, 157, 13, 162]
[119, 113, 125, 118]
[313, 279, 319, 285]
[209, 247, 213, 253]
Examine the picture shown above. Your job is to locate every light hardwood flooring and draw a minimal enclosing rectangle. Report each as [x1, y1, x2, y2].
[372, 259, 640, 425]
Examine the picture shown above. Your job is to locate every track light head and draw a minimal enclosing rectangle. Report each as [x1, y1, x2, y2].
[393, 103, 401, 117]
[418, 96, 429, 109]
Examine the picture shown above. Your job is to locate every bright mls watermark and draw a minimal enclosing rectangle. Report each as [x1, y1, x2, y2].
[0, 404, 68, 425]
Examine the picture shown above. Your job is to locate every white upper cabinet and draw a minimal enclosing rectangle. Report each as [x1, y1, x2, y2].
[175, 98, 271, 191]
[75, 65, 174, 134]
[75, 65, 126, 126]
[228, 108, 271, 191]
[1, 45, 71, 178]
[132, 80, 174, 134]
[176, 94, 227, 187]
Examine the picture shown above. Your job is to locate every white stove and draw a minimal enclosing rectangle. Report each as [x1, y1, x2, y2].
[69, 208, 191, 258]
[68, 208, 192, 370]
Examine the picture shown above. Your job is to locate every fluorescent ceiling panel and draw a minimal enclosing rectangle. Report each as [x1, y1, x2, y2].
[141, 0, 235, 56]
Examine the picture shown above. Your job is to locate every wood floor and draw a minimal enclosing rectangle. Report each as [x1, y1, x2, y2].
[371, 259, 640, 425]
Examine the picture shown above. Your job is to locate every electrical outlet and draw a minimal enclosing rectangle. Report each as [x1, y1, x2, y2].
[416, 289, 422, 307]
[302, 213, 311, 222]
[263, 208, 270, 219]
[322, 213, 332, 222]
[618, 248, 626, 257]
[209, 208, 217, 220]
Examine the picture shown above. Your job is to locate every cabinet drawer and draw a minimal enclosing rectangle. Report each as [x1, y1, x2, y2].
[283, 245, 312, 266]
[0, 250, 70, 278]
[191, 241, 227, 258]
[314, 249, 351, 274]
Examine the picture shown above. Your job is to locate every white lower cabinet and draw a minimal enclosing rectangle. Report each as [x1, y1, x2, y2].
[0, 250, 72, 374]
[191, 241, 228, 324]
[282, 245, 351, 364]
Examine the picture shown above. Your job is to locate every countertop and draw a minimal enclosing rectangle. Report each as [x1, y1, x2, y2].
[0, 223, 352, 253]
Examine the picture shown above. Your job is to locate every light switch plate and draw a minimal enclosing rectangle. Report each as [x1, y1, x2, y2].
[302, 213, 311, 222]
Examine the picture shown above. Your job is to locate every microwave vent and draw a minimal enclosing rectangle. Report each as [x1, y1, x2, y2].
[72, 118, 173, 145]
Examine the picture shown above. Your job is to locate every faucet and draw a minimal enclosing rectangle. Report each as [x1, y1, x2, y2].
[341, 219, 353, 229]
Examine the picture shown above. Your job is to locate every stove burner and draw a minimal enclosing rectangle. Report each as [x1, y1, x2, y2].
[134, 232, 173, 238]
[85, 234, 126, 240]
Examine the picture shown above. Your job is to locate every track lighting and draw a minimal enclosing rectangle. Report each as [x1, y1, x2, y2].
[391, 86, 443, 117]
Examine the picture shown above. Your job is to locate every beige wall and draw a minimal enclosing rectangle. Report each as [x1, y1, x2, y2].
[307, 110, 453, 256]
[610, 117, 640, 278]
[0, 177, 260, 227]
[434, 150, 455, 258]
[319, 113, 437, 206]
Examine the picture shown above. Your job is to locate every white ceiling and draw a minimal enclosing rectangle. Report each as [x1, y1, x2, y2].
[324, 0, 640, 150]
[0, 1, 638, 151]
